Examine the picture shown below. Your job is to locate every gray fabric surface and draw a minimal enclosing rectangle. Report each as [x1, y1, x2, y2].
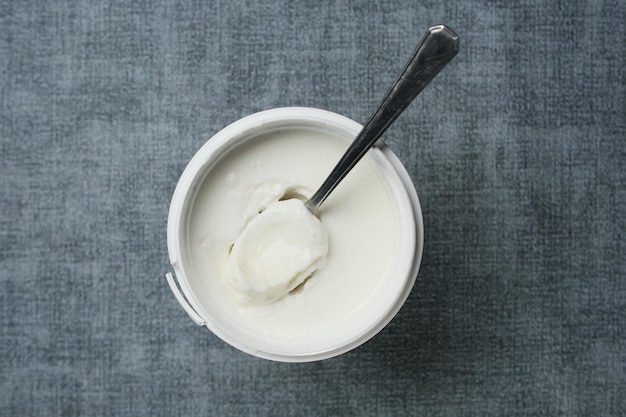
[1, 0, 624, 415]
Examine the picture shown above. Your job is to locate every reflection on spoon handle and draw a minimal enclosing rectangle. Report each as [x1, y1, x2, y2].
[305, 24, 459, 214]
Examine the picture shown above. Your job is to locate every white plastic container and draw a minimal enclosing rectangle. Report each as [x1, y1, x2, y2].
[166, 107, 423, 362]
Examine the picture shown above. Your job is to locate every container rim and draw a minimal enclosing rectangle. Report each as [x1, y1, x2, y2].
[166, 107, 424, 362]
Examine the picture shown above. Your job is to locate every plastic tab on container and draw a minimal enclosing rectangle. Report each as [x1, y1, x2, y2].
[165, 271, 205, 326]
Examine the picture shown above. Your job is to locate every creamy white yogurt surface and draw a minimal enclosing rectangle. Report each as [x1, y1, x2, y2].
[225, 198, 329, 303]
[187, 127, 412, 355]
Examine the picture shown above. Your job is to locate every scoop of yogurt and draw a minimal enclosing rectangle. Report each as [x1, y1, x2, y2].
[224, 198, 329, 303]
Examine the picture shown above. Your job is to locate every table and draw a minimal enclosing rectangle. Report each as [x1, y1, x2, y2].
[1, 1, 624, 415]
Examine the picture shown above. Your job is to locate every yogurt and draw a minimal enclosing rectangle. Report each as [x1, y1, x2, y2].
[167, 107, 423, 361]
[224, 198, 329, 303]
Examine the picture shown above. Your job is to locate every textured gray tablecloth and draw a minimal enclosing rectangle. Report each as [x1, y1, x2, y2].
[1, 0, 624, 416]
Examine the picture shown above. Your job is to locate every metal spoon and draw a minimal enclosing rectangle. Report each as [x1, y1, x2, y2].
[305, 24, 459, 215]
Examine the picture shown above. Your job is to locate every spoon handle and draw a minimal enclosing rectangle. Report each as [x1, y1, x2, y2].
[305, 24, 459, 214]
